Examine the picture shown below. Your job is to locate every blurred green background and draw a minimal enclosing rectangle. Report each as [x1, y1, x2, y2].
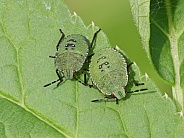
[64, 0, 171, 97]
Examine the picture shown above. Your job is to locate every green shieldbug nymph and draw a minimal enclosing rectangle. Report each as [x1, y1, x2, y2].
[89, 48, 147, 104]
[44, 29, 101, 87]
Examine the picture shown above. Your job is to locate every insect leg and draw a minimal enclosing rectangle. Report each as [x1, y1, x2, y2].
[56, 69, 64, 86]
[49, 55, 56, 58]
[91, 94, 119, 104]
[87, 53, 94, 58]
[127, 62, 147, 87]
[56, 29, 65, 51]
[125, 79, 148, 94]
[84, 53, 94, 64]
[83, 72, 87, 84]
[127, 62, 133, 70]
[44, 79, 60, 87]
[73, 74, 93, 88]
[126, 88, 148, 94]
[91, 97, 119, 104]
[43, 69, 64, 87]
[90, 29, 101, 49]
[132, 79, 145, 86]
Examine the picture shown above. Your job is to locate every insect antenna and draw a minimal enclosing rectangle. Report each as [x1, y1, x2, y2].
[56, 29, 65, 51]
[90, 29, 101, 49]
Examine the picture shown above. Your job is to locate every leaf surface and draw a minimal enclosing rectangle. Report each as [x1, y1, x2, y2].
[0, 0, 184, 137]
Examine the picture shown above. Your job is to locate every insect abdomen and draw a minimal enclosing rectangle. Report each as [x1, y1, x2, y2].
[55, 52, 85, 72]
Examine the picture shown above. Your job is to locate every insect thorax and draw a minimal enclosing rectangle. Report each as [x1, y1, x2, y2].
[58, 34, 89, 55]
[54, 52, 85, 78]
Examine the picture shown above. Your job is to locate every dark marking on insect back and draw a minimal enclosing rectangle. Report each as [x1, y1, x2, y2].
[99, 62, 110, 72]
[97, 56, 106, 63]
[67, 39, 77, 42]
[99, 62, 109, 69]
[65, 43, 75, 50]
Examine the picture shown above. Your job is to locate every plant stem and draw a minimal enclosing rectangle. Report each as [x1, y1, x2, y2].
[165, 0, 183, 111]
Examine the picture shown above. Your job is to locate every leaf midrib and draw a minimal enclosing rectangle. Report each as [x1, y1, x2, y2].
[164, 0, 183, 110]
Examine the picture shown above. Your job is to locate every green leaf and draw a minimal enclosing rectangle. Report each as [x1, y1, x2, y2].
[129, 0, 184, 110]
[0, 0, 184, 137]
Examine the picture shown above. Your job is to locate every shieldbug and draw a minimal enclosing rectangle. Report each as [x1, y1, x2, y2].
[44, 29, 101, 87]
[89, 47, 147, 104]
